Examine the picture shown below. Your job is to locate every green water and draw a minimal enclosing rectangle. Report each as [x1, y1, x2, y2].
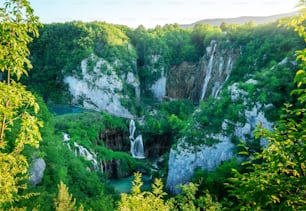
[109, 175, 152, 193]
[48, 104, 83, 115]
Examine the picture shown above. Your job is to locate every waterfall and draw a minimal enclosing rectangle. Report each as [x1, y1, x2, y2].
[200, 43, 217, 100]
[129, 119, 145, 159]
[63, 133, 71, 150]
[129, 119, 136, 140]
[214, 57, 233, 97]
[74, 142, 99, 170]
[130, 135, 145, 159]
[62, 133, 99, 171]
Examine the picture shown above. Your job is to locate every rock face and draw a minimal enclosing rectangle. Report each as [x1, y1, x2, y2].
[166, 41, 238, 103]
[166, 136, 234, 194]
[166, 78, 274, 193]
[228, 80, 274, 144]
[29, 158, 46, 186]
[99, 128, 129, 152]
[166, 62, 197, 101]
[151, 75, 166, 101]
[64, 54, 137, 118]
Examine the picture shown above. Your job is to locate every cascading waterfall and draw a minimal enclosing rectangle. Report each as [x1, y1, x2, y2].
[74, 142, 99, 170]
[62, 133, 99, 171]
[129, 120, 145, 159]
[200, 43, 217, 100]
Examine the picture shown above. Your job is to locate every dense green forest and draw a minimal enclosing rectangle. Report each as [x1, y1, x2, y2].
[0, 0, 305, 210]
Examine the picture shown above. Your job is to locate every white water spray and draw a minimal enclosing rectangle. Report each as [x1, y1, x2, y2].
[129, 120, 145, 159]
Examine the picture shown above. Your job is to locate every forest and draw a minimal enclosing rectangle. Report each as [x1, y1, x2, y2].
[0, 0, 305, 210]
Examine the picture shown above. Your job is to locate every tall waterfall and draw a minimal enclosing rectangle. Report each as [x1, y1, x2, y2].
[129, 120, 145, 159]
[214, 57, 233, 97]
[200, 43, 217, 100]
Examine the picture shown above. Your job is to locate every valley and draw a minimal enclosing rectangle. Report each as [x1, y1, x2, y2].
[1, 1, 305, 209]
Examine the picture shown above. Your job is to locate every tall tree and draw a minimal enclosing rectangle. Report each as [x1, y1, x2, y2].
[116, 172, 170, 211]
[54, 181, 83, 211]
[0, 0, 42, 208]
[227, 2, 306, 210]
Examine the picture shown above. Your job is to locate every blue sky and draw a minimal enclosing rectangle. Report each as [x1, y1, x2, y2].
[29, 0, 299, 28]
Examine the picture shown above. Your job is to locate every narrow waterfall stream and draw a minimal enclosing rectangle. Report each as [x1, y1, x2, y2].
[214, 57, 233, 97]
[200, 43, 217, 100]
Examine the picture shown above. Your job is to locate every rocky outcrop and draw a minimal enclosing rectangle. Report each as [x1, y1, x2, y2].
[151, 74, 166, 101]
[29, 158, 46, 186]
[228, 80, 274, 146]
[64, 54, 137, 118]
[166, 135, 234, 194]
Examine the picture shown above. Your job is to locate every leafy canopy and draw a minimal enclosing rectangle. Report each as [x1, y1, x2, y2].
[227, 2, 306, 210]
[0, 0, 42, 208]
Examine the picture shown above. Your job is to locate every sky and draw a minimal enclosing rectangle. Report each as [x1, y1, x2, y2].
[29, 0, 299, 28]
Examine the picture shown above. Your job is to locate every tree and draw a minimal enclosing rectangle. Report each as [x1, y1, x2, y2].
[54, 181, 83, 211]
[116, 172, 222, 211]
[116, 172, 170, 211]
[0, 0, 42, 208]
[227, 2, 306, 210]
[169, 183, 222, 211]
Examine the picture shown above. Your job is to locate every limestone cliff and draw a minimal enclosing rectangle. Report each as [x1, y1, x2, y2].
[64, 54, 138, 118]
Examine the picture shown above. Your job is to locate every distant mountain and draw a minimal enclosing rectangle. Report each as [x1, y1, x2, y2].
[181, 12, 298, 28]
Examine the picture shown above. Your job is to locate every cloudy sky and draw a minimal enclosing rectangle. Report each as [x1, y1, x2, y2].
[29, 0, 299, 28]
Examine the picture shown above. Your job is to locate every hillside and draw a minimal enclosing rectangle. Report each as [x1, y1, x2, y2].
[181, 11, 298, 28]
[12, 15, 305, 210]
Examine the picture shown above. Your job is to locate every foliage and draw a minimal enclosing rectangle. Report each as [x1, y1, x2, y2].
[182, 94, 244, 146]
[140, 100, 194, 154]
[117, 173, 222, 211]
[116, 172, 170, 211]
[0, 0, 43, 208]
[17, 113, 117, 211]
[229, 23, 302, 83]
[191, 158, 240, 200]
[2, 1, 304, 210]
[169, 183, 222, 211]
[228, 104, 306, 210]
[191, 23, 224, 55]
[54, 112, 127, 148]
[254, 64, 297, 120]
[227, 4, 306, 210]
[54, 181, 83, 211]
[23, 21, 137, 102]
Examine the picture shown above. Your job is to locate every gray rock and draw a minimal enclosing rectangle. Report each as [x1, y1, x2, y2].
[166, 135, 234, 194]
[29, 158, 46, 186]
